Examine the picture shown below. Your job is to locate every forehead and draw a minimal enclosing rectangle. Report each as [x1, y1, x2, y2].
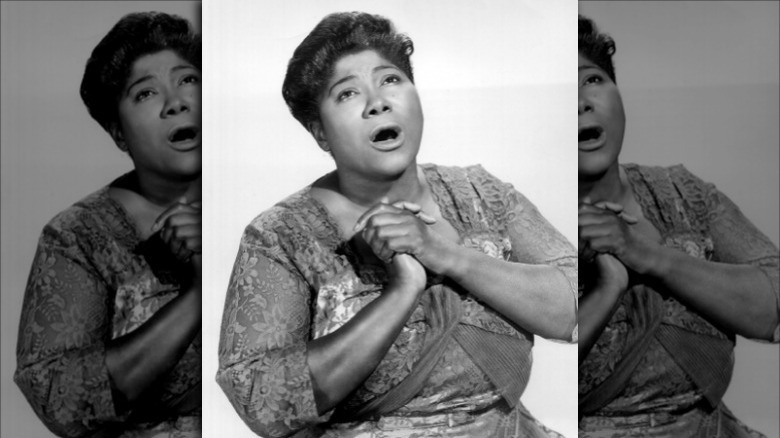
[329, 50, 398, 80]
[129, 50, 195, 78]
[578, 52, 600, 71]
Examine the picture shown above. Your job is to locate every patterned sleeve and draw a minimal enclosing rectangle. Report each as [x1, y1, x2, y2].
[216, 220, 330, 438]
[674, 165, 780, 342]
[469, 165, 579, 342]
[14, 224, 123, 437]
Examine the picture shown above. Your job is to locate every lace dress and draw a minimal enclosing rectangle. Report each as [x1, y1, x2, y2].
[15, 184, 201, 438]
[578, 164, 780, 437]
[217, 164, 577, 437]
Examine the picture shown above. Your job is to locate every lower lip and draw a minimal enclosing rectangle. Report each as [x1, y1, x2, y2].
[370, 131, 405, 152]
[578, 132, 605, 152]
[168, 134, 201, 152]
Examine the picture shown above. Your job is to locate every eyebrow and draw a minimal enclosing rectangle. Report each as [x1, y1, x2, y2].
[125, 64, 197, 96]
[327, 64, 399, 96]
[578, 65, 601, 72]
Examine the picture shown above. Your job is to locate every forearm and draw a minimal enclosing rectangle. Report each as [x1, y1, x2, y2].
[643, 245, 777, 340]
[105, 283, 201, 408]
[443, 245, 576, 340]
[306, 282, 421, 414]
[577, 285, 623, 364]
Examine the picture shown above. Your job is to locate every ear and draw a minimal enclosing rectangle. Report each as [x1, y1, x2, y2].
[108, 123, 128, 152]
[308, 120, 330, 152]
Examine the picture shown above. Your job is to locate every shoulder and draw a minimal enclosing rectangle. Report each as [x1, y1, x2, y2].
[422, 163, 507, 186]
[626, 162, 716, 220]
[625, 162, 709, 188]
[422, 163, 517, 203]
[240, 188, 324, 250]
[41, 187, 116, 246]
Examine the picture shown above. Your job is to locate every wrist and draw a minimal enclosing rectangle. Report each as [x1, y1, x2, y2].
[433, 241, 465, 278]
[386, 278, 424, 301]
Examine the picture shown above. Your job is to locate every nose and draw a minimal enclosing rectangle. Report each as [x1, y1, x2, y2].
[162, 91, 190, 117]
[578, 91, 593, 116]
[362, 91, 391, 118]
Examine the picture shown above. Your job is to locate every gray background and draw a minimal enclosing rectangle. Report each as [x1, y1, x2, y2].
[580, 2, 779, 437]
[1, 2, 199, 437]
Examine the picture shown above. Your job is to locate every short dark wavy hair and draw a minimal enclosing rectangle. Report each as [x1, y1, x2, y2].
[578, 15, 616, 83]
[80, 12, 200, 134]
[282, 12, 415, 130]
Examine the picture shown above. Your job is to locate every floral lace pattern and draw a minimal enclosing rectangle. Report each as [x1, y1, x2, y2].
[217, 164, 577, 437]
[14, 185, 201, 438]
[579, 164, 779, 436]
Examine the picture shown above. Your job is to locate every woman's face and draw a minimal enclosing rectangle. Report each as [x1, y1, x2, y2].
[578, 51, 625, 180]
[313, 50, 423, 181]
[115, 49, 201, 182]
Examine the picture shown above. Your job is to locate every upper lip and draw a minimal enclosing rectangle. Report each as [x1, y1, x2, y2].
[369, 123, 402, 143]
[167, 124, 200, 143]
[578, 123, 604, 142]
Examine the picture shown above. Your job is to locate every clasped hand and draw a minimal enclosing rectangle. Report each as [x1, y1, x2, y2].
[353, 198, 448, 290]
[152, 196, 202, 279]
[578, 198, 637, 293]
[578, 197, 643, 265]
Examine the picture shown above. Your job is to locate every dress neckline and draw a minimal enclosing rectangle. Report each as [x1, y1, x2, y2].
[299, 164, 465, 245]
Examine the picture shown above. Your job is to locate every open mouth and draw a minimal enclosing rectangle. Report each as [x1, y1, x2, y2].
[578, 126, 603, 143]
[371, 127, 400, 143]
[168, 126, 199, 143]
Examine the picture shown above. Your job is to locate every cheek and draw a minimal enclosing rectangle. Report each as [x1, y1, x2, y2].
[119, 106, 159, 145]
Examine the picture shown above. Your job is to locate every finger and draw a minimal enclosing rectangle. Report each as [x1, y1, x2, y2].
[169, 224, 202, 242]
[159, 212, 202, 229]
[185, 236, 202, 253]
[367, 236, 393, 263]
[618, 212, 639, 225]
[590, 201, 638, 225]
[594, 201, 624, 213]
[578, 209, 618, 225]
[152, 197, 190, 232]
[579, 203, 606, 214]
[392, 201, 421, 213]
[357, 209, 410, 234]
[580, 196, 592, 206]
[354, 202, 403, 232]
[392, 201, 437, 225]
[383, 234, 423, 255]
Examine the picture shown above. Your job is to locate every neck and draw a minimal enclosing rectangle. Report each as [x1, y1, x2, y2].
[127, 170, 201, 207]
[336, 162, 423, 208]
[579, 162, 628, 204]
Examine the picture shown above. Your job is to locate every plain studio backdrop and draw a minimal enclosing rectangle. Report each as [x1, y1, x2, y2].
[201, 0, 578, 437]
[0, 2, 199, 438]
[580, 2, 779, 438]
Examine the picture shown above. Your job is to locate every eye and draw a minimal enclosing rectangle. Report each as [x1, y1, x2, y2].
[134, 89, 156, 102]
[337, 89, 358, 102]
[382, 74, 401, 85]
[583, 74, 603, 86]
[180, 74, 200, 86]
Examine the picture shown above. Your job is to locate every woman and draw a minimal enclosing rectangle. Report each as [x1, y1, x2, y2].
[216, 12, 577, 438]
[14, 12, 202, 438]
[578, 14, 779, 437]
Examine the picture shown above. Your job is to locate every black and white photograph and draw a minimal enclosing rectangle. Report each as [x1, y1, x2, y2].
[578, 2, 779, 437]
[202, 0, 577, 437]
[1, 2, 201, 437]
